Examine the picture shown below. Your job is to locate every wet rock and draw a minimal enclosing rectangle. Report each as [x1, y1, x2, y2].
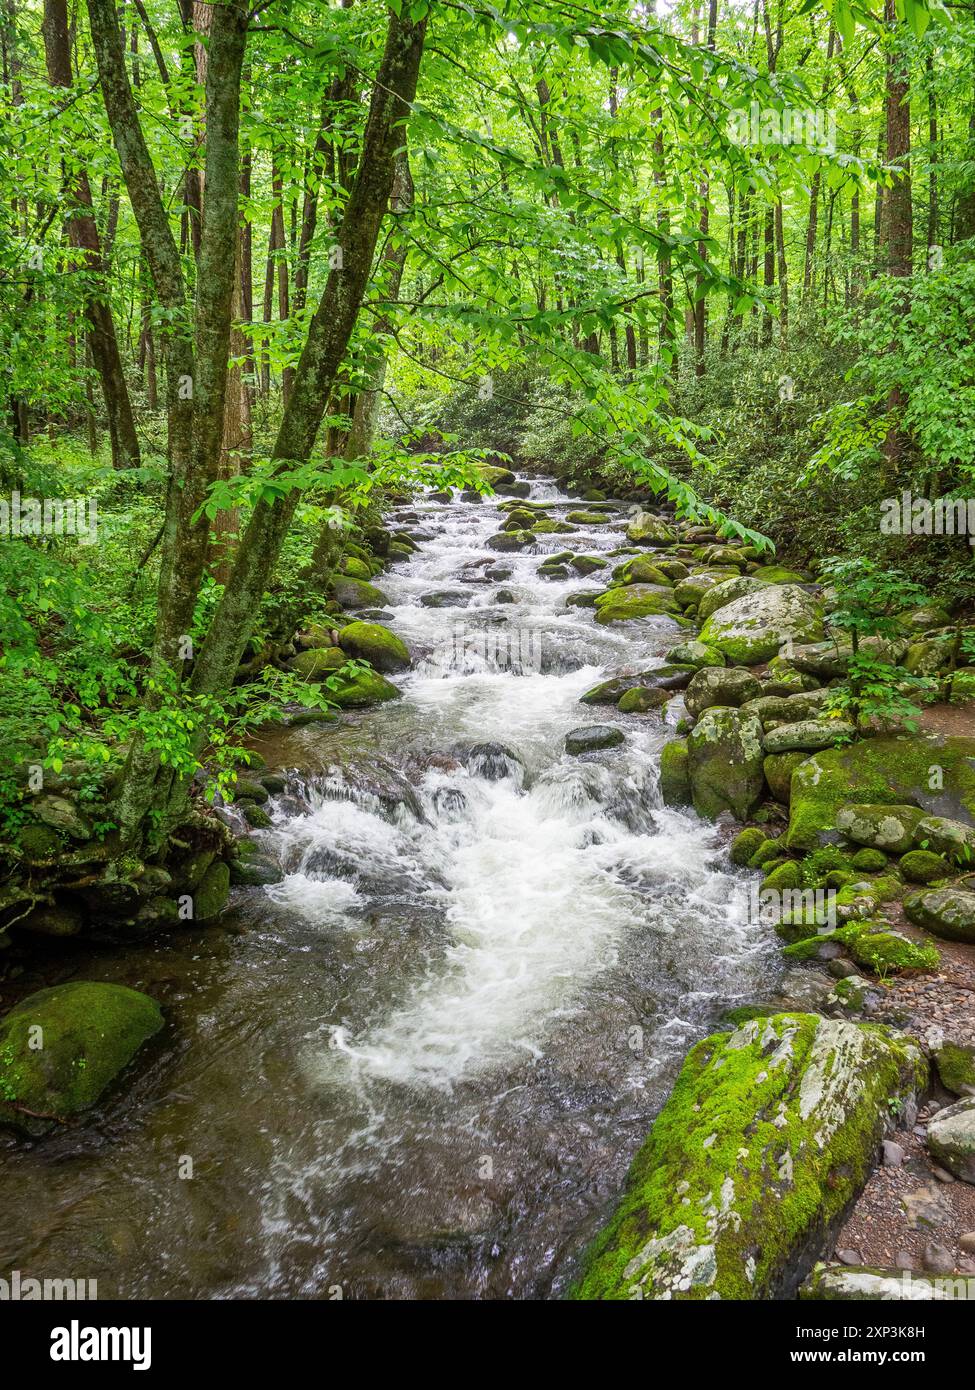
[570, 555, 608, 576]
[626, 513, 676, 546]
[338, 621, 411, 673]
[927, 1098, 975, 1181]
[668, 639, 725, 669]
[464, 743, 524, 781]
[593, 584, 680, 624]
[331, 575, 389, 609]
[569, 1014, 926, 1300]
[659, 740, 690, 807]
[324, 669, 402, 709]
[565, 726, 625, 755]
[617, 686, 669, 713]
[697, 575, 770, 622]
[684, 665, 761, 719]
[687, 707, 765, 821]
[0, 982, 163, 1136]
[495, 589, 516, 604]
[566, 591, 602, 608]
[612, 555, 670, 587]
[486, 530, 531, 552]
[419, 589, 471, 608]
[17, 904, 84, 937]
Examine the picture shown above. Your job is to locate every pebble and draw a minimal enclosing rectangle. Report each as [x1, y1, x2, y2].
[836, 1248, 862, 1266]
[960, 1232, 975, 1254]
[922, 1239, 956, 1274]
[895, 1250, 914, 1270]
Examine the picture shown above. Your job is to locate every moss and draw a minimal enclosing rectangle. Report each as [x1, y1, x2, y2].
[338, 621, 410, 674]
[291, 647, 345, 678]
[782, 921, 940, 974]
[801, 846, 854, 889]
[330, 575, 388, 609]
[851, 848, 888, 873]
[659, 740, 691, 807]
[762, 860, 801, 893]
[786, 734, 975, 853]
[720, 1004, 782, 1026]
[593, 584, 680, 623]
[325, 668, 402, 708]
[729, 827, 766, 866]
[194, 861, 230, 921]
[900, 849, 952, 883]
[669, 640, 725, 669]
[340, 555, 373, 581]
[617, 686, 669, 713]
[0, 982, 163, 1136]
[935, 1043, 975, 1095]
[763, 751, 811, 805]
[613, 556, 670, 586]
[748, 837, 784, 870]
[568, 1014, 926, 1300]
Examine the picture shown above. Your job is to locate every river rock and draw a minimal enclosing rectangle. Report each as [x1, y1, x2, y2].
[687, 707, 765, 821]
[903, 887, 975, 943]
[762, 719, 856, 755]
[934, 1043, 975, 1097]
[626, 513, 676, 546]
[565, 726, 625, 755]
[612, 555, 670, 586]
[569, 1014, 926, 1300]
[331, 575, 389, 609]
[0, 982, 164, 1137]
[618, 686, 669, 713]
[834, 803, 926, 854]
[325, 669, 402, 708]
[800, 1264, 955, 1300]
[659, 740, 690, 807]
[673, 569, 740, 608]
[684, 666, 761, 719]
[593, 584, 680, 624]
[926, 1099, 975, 1182]
[668, 640, 725, 669]
[900, 849, 952, 883]
[698, 584, 824, 665]
[486, 530, 531, 551]
[697, 576, 769, 622]
[337, 621, 410, 673]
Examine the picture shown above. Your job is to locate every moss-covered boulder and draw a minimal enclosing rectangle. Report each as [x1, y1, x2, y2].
[0, 982, 163, 1136]
[729, 826, 767, 866]
[900, 849, 951, 883]
[762, 657, 822, 696]
[699, 584, 824, 665]
[659, 740, 690, 807]
[903, 886, 975, 943]
[752, 566, 810, 585]
[668, 640, 725, 669]
[763, 720, 856, 755]
[330, 575, 389, 609]
[338, 621, 410, 674]
[762, 860, 802, 893]
[618, 686, 669, 713]
[949, 669, 975, 704]
[697, 576, 769, 623]
[325, 669, 402, 709]
[835, 803, 926, 855]
[569, 1014, 926, 1300]
[685, 666, 761, 719]
[593, 584, 680, 624]
[626, 514, 676, 546]
[785, 734, 975, 853]
[800, 1264, 955, 1300]
[673, 569, 740, 609]
[194, 861, 230, 921]
[486, 529, 532, 551]
[612, 555, 670, 587]
[850, 847, 888, 873]
[687, 707, 765, 821]
[934, 1042, 975, 1097]
[763, 751, 808, 805]
[911, 814, 975, 864]
[570, 555, 608, 576]
[565, 725, 625, 755]
[291, 647, 346, 679]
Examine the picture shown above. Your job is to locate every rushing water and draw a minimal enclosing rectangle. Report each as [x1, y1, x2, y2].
[0, 476, 780, 1299]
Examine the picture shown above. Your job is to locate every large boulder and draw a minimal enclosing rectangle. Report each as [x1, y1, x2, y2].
[835, 803, 927, 854]
[903, 887, 975, 943]
[673, 569, 740, 609]
[911, 815, 975, 864]
[926, 1099, 975, 1182]
[668, 640, 725, 669]
[785, 734, 975, 853]
[697, 576, 769, 623]
[593, 584, 680, 624]
[330, 575, 388, 609]
[0, 982, 163, 1137]
[325, 669, 402, 708]
[626, 513, 676, 546]
[612, 555, 670, 587]
[659, 740, 690, 807]
[801, 1264, 957, 1301]
[687, 707, 765, 821]
[337, 621, 410, 674]
[569, 1014, 926, 1300]
[763, 751, 809, 805]
[685, 666, 761, 719]
[698, 584, 824, 665]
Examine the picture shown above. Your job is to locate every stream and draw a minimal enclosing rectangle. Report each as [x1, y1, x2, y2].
[0, 475, 780, 1299]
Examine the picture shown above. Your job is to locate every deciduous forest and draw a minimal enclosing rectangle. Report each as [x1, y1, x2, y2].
[1, 0, 975, 1319]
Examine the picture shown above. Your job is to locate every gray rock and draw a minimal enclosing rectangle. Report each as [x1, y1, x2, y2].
[763, 719, 856, 754]
[685, 666, 762, 719]
[686, 707, 766, 821]
[565, 726, 625, 755]
[698, 584, 825, 665]
[883, 1140, 906, 1167]
[904, 887, 975, 943]
[836, 803, 926, 855]
[927, 1098, 975, 1181]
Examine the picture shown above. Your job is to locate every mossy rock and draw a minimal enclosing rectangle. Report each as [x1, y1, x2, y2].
[835, 803, 926, 855]
[330, 575, 389, 609]
[785, 734, 975, 854]
[241, 803, 272, 829]
[752, 566, 810, 585]
[763, 720, 857, 755]
[697, 575, 770, 623]
[847, 929, 940, 974]
[612, 555, 670, 587]
[911, 814, 975, 865]
[325, 668, 401, 709]
[900, 849, 951, 884]
[850, 848, 888, 873]
[17, 823, 62, 861]
[934, 1042, 975, 1096]
[593, 584, 680, 624]
[948, 669, 975, 704]
[570, 555, 608, 576]
[617, 686, 669, 714]
[903, 886, 975, 943]
[762, 860, 802, 893]
[668, 640, 725, 669]
[748, 837, 783, 869]
[687, 707, 766, 822]
[685, 666, 761, 720]
[659, 740, 690, 808]
[569, 1014, 926, 1300]
[193, 861, 230, 921]
[626, 514, 677, 546]
[673, 569, 740, 609]
[699, 585, 824, 665]
[565, 725, 625, 755]
[338, 621, 410, 674]
[719, 1004, 782, 1026]
[233, 776, 269, 803]
[339, 555, 373, 581]
[566, 510, 609, 525]
[729, 826, 766, 866]
[0, 982, 164, 1136]
[291, 647, 346, 679]
[763, 751, 809, 806]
